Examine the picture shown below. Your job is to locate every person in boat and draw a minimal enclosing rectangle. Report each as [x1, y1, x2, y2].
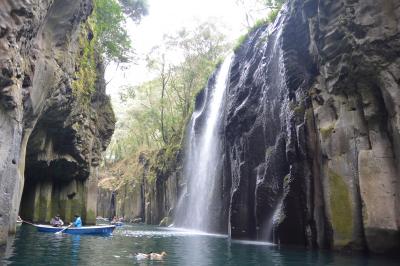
[111, 216, 119, 224]
[50, 214, 64, 227]
[71, 214, 82, 227]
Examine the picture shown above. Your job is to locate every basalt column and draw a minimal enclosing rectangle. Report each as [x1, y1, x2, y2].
[0, 0, 115, 244]
[224, 0, 400, 253]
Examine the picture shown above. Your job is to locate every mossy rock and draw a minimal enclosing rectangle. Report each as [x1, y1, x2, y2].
[328, 169, 353, 246]
[72, 23, 97, 105]
[86, 209, 96, 225]
[159, 216, 171, 227]
[293, 104, 305, 117]
[320, 124, 335, 140]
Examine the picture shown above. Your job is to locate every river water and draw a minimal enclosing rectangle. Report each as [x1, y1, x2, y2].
[1, 224, 398, 265]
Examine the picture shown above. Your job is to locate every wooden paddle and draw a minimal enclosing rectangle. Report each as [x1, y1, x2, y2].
[55, 224, 72, 235]
[21, 220, 35, 226]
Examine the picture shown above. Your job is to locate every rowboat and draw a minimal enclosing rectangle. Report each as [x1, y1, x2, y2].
[34, 224, 116, 235]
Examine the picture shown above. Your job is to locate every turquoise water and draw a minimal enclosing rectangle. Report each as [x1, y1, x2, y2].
[1, 224, 398, 265]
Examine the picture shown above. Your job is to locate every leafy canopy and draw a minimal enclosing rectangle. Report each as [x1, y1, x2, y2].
[264, 0, 286, 8]
[119, 0, 149, 23]
[93, 0, 148, 64]
[107, 22, 229, 161]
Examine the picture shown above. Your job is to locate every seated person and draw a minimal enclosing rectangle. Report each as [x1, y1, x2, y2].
[71, 214, 82, 227]
[50, 215, 64, 227]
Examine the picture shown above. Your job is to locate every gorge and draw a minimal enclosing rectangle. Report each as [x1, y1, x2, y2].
[99, 0, 400, 254]
[0, 0, 399, 260]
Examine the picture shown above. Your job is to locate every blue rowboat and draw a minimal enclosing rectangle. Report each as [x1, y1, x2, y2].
[35, 224, 116, 235]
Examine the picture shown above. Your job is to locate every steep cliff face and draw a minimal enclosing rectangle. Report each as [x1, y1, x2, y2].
[0, 0, 115, 245]
[97, 149, 181, 225]
[224, 0, 399, 253]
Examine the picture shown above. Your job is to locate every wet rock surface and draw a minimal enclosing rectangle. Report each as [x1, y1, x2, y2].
[222, 0, 400, 253]
[0, 0, 115, 244]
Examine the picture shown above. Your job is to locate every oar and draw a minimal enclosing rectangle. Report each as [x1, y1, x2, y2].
[21, 220, 35, 226]
[55, 224, 72, 235]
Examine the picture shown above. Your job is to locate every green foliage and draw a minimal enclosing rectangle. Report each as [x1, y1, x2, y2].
[73, 0, 148, 102]
[93, 0, 132, 63]
[267, 7, 280, 23]
[266, 0, 285, 22]
[293, 104, 305, 117]
[233, 33, 248, 53]
[119, 0, 149, 23]
[107, 22, 228, 162]
[233, 18, 269, 53]
[72, 25, 97, 103]
[263, 0, 285, 8]
[320, 124, 335, 140]
[253, 18, 269, 29]
[233, 0, 286, 53]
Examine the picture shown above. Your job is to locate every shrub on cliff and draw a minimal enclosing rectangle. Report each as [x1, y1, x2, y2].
[93, 0, 132, 64]
[73, 0, 148, 101]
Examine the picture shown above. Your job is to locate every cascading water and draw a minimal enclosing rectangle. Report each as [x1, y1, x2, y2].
[175, 54, 233, 232]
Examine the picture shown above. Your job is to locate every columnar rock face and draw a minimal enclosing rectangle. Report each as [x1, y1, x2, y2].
[96, 0, 399, 254]
[0, 0, 115, 245]
[223, 0, 400, 253]
[97, 151, 181, 225]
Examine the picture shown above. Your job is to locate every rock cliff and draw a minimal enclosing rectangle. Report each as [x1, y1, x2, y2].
[97, 149, 181, 225]
[224, 0, 400, 253]
[95, 0, 399, 254]
[0, 0, 115, 245]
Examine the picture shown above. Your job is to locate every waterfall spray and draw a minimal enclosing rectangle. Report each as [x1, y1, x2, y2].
[175, 54, 233, 232]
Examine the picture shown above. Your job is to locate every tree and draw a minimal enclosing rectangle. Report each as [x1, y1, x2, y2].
[235, 0, 286, 28]
[264, 0, 286, 8]
[235, 0, 267, 28]
[145, 45, 173, 145]
[93, 0, 149, 65]
[93, 0, 131, 64]
[108, 22, 229, 161]
[165, 22, 228, 119]
[118, 0, 149, 23]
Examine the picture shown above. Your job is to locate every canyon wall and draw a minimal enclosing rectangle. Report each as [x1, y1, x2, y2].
[96, 0, 399, 254]
[224, 0, 400, 253]
[97, 149, 181, 225]
[0, 0, 114, 245]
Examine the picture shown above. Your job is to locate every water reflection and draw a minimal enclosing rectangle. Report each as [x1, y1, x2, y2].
[0, 233, 15, 265]
[2, 224, 399, 266]
[71, 235, 80, 265]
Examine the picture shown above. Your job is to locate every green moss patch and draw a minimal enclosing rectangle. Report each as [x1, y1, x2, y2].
[320, 124, 335, 140]
[328, 169, 353, 245]
[86, 209, 96, 225]
[72, 23, 97, 104]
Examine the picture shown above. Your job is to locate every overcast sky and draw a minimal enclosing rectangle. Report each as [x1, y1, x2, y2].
[105, 0, 266, 113]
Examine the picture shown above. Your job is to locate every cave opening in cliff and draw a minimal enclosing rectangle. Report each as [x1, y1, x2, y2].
[19, 120, 89, 224]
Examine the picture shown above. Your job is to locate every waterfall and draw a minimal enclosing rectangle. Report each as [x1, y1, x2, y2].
[175, 54, 232, 232]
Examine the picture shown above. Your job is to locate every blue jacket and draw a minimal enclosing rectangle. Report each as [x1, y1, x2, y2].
[73, 217, 82, 227]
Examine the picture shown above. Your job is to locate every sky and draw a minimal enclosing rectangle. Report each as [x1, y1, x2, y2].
[105, 0, 266, 114]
